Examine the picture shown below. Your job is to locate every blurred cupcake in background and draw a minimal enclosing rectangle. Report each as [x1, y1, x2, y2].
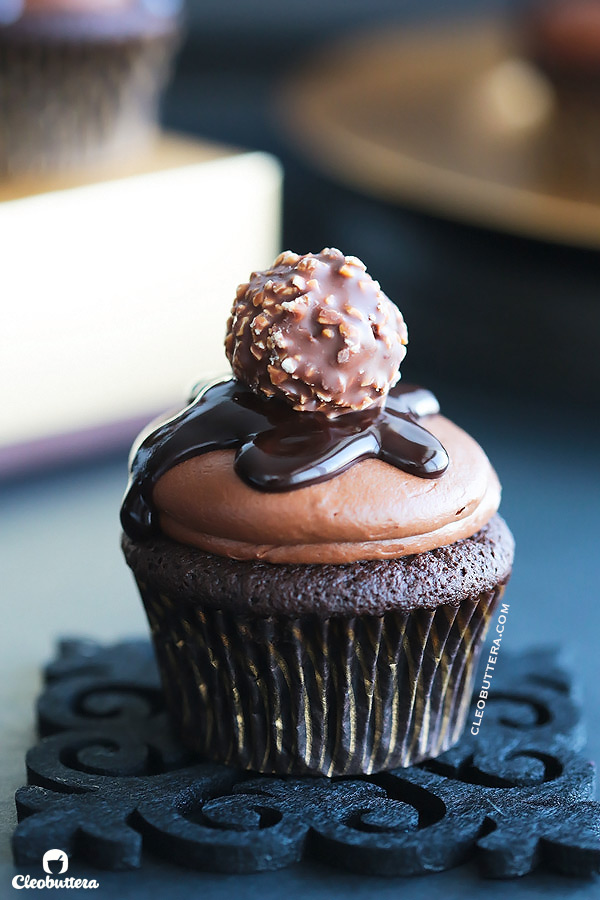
[519, 0, 600, 185]
[0, 0, 182, 177]
[523, 0, 600, 81]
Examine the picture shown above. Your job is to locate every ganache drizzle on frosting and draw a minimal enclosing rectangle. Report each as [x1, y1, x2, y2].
[120, 377, 449, 542]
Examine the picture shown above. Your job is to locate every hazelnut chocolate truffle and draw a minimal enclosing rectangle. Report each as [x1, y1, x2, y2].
[225, 248, 408, 416]
[121, 248, 514, 776]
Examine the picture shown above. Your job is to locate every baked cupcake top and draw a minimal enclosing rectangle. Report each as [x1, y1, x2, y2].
[121, 249, 502, 564]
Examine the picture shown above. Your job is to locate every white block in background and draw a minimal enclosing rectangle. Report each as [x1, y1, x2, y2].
[0, 137, 282, 467]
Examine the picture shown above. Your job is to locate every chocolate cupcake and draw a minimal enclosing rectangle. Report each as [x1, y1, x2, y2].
[121, 248, 514, 776]
[520, 0, 600, 183]
[0, 0, 180, 176]
[523, 0, 600, 80]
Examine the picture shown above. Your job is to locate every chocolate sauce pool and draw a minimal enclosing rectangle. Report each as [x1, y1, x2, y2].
[121, 377, 449, 541]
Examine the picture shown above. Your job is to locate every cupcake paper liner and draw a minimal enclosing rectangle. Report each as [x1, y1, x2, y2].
[0, 29, 177, 176]
[136, 578, 504, 776]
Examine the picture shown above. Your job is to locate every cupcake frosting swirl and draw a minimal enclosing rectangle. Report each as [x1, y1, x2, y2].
[152, 413, 500, 563]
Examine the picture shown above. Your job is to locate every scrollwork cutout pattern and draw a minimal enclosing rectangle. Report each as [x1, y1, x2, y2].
[12, 640, 600, 878]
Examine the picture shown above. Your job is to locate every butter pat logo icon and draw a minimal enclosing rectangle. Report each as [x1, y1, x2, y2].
[42, 850, 68, 876]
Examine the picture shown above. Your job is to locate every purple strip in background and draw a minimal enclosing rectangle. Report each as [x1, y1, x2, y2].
[0, 413, 162, 481]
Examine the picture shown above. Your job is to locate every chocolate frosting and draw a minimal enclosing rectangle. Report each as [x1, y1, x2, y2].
[153, 414, 500, 563]
[120, 376, 450, 549]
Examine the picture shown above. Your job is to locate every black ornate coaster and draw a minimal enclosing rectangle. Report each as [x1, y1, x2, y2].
[11, 639, 600, 879]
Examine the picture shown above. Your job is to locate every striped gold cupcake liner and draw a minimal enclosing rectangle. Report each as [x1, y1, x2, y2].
[136, 580, 504, 776]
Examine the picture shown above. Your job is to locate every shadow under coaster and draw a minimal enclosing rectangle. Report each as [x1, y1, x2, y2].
[10, 639, 600, 879]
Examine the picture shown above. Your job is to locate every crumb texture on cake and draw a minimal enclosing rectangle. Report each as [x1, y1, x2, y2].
[122, 514, 514, 617]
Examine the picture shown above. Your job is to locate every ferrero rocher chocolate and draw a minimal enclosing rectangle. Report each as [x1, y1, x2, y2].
[225, 248, 408, 417]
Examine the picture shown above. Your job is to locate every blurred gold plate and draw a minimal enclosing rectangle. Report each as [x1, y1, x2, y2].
[280, 21, 600, 249]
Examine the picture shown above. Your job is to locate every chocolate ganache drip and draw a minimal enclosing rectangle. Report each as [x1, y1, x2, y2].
[121, 377, 449, 542]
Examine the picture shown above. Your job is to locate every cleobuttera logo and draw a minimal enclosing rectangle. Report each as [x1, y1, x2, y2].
[12, 848, 99, 890]
[42, 850, 68, 876]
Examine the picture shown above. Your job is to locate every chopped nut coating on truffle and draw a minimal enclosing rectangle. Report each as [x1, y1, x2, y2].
[225, 248, 408, 416]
